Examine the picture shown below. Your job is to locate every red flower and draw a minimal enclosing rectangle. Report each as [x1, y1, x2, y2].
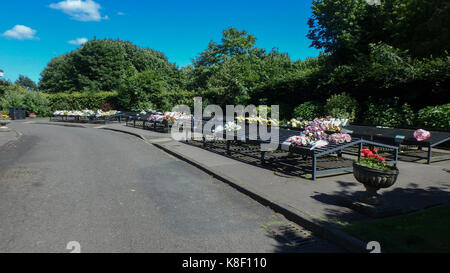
[373, 148, 379, 153]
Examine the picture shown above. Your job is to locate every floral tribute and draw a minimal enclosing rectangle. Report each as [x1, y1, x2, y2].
[328, 132, 352, 144]
[149, 112, 192, 123]
[53, 110, 118, 117]
[224, 121, 242, 132]
[235, 116, 279, 126]
[413, 129, 431, 141]
[286, 116, 352, 148]
[358, 148, 391, 170]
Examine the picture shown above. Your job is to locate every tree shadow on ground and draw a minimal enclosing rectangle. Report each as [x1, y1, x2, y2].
[311, 179, 450, 224]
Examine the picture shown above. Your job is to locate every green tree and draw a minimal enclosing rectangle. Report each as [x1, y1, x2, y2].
[307, 0, 374, 63]
[39, 39, 177, 93]
[15, 75, 37, 90]
[383, 0, 450, 58]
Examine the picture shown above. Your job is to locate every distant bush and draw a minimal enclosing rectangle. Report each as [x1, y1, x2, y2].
[0, 89, 25, 112]
[0, 85, 51, 116]
[292, 101, 323, 120]
[363, 97, 415, 127]
[416, 103, 450, 130]
[324, 92, 358, 122]
[45, 91, 118, 111]
[22, 91, 51, 116]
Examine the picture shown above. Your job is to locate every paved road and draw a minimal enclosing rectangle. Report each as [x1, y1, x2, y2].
[0, 122, 342, 253]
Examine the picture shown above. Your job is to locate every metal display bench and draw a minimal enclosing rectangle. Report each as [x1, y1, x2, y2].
[125, 113, 172, 133]
[50, 113, 125, 124]
[191, 122, 399, 181]
[344, 125, 450, 164]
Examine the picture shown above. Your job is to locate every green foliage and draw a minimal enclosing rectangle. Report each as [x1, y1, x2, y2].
[324, 92, 358, 121]
[362, 97, 415, 127]
[191, 27, 267, 107]
[34, 12, 449, 123]
[307, 0, 449, 62]
[0, 79, 13, 96]
[416, 103, 450, 130]
[0, 88, 25, 111]
[292, 101, 323, 120]
[344, 203, 450, 253]
[45, 91, 118, 112]
[22, 91, 51, 116]
[0, 85, 50, 116]
[15, 75, 37, 90]
[358, 158, 391, 171]
[308, 0, 370, 62]
[39, 39, 177, 94]
[384, 0, 450, 58]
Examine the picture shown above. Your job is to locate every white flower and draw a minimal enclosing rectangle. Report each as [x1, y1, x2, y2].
[224, 121, 241, 132]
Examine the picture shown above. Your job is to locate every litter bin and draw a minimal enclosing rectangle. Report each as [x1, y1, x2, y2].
[9, 108, 26, 120]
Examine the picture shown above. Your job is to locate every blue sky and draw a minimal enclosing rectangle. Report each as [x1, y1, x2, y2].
[0, 0, 320, 83]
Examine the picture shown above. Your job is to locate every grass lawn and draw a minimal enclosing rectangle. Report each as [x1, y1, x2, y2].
[343, 203, 450, 253]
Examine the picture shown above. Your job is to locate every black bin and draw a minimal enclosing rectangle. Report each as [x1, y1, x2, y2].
[9, 108, 27, 120]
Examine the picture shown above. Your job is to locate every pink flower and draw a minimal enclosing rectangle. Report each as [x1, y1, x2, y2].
[414, 129, 430, 141]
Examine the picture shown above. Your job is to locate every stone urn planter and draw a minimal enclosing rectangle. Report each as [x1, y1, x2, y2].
[353, 162, 399, 205]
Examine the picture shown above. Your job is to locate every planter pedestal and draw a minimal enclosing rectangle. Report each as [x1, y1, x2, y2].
[338, 162, 401, 217]
[339, 195, 403, 218]
[352, 162, 399, 206]
[357, 185, 382, 205]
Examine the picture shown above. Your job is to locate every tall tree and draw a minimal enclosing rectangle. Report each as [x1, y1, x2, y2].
[39, 39, 177, 93]
[15, 75, 37, 90]
[307, 0, 449, 62]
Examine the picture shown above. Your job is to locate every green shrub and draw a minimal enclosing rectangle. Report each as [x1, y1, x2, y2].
[417, 103, 450, 130]
[0, 89, 25, 112]
[324, 92, 358, 122]
[292, 101, 323, 120]
[0, 86, 51, 117]
[45, 91, 118, 112]
[363, 97, 415, 127]
[22, 91, 51, 116]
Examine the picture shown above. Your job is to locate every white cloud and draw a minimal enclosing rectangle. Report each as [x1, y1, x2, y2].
[2, 25, 38, 40]
[117, 12, 125, 16]
[49, 0, 107, 21]
[68, 37, 88, 45]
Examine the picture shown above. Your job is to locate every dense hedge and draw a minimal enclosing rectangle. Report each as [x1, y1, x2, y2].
[417, 103, 450, 130]
[44, 91, 119, 112]
[324, 92, 359, 122]
[360, 97, 415, 128]
[292, 101, 323, 120]
[0, 85, 50, 116]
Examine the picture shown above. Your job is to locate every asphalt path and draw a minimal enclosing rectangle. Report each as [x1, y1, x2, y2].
[0, 122, 342, 253]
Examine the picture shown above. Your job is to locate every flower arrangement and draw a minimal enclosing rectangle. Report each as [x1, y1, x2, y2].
[328, 133, 352, 144]
[413, 129, 431, 141]
[358, 148, 392, 170]
[288, 116, 347, 132]
[149, 114, 164, 122]
[224, 121, 242, 132]
[53, 110, 118, 117]
[0, 114, 10, 119]
[287, 118, 308, 128]
[235, 116, 279, 126]
[287, 135, 314, 147]
[286, 116, 351, 147]
[154, 112, 192, 123]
